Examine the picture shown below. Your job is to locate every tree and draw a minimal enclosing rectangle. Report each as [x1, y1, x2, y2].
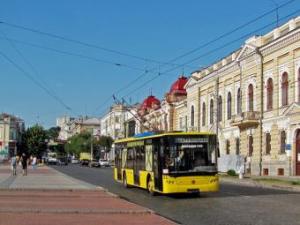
[64, 132, 92, 157]
[23, 124, 47, 157]
[47, 126, 61, 141]
[97, 136, 113, 152]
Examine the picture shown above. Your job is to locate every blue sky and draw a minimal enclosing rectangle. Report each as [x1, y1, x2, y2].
[0, 0, 299, 128]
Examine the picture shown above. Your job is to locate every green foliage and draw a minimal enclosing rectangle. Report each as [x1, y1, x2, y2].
[23, 124, 47, 157]
[64, 132, 92, 157]
[291, 181, 300, 185]
[46, 126, 61, 141]
[97, 136, 114, 152]
[227, 169, 237, 176]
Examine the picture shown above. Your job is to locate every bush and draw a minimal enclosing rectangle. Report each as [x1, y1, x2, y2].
[227, 169, 237, 176]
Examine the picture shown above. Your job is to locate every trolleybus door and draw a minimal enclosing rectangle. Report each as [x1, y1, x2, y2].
[115, 148, 122, 180]
[133, 147, 140, 186]
[153, 141, 163, 191]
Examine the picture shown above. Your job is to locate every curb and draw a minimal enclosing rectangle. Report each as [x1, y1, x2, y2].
[46, 166, 97, 190]
[220, 177, 300, 192]
[0, 208, 153, 215]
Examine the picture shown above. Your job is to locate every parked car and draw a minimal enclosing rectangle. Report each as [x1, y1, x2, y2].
[71, 158, 79, 164]
[57, 157, 68, 166]
[47, 157, 58, 165]
[99, 159, 110, 167]
[89, 159, 100, 167]
[80, 159, 90, 166]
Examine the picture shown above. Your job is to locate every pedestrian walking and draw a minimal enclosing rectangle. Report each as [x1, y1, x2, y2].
[32, 156, 37, 170]
[11, 155, 17, 176]
[21, 153, 28, 176]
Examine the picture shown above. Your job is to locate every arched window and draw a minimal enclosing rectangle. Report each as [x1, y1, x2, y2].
[217, 96, 222, 122]
[210, 99, 214, 124]
[237, 88, 241, 114]
[202, 102, 206, 126]
[191, 105, 194, 127]
[248, 84, 254, 111]
[298, 68, 300, 102]
[227, 92, 232, 120]
[267, 78, 273, 110]
[282, 72, 288, 106]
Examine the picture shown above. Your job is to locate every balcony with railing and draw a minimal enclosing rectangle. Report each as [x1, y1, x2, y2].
[230, 111, 260, 128]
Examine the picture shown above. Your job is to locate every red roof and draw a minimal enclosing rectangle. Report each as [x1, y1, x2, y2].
[169, 76, 188, 95]
[141, 95, 160, 110]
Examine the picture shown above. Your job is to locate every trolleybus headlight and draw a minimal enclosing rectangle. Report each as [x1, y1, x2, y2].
[163, 169, 169, 174]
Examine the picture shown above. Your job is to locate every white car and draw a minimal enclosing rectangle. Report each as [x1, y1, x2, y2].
[99, 159, 110, 167]
[71, 158, 79, 164]
[47, 157, 58, 165]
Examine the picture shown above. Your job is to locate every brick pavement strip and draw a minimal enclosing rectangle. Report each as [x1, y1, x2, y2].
[0, 165, 177, 225]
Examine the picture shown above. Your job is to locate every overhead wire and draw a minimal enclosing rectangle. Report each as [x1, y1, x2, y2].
[93, 0, 298, 115]
[0, 36, 147, 72]
[165, 0, 296, 64]
[123, 8, 300, 99]
[0, 29, 64, 102]
[0, 50, 73, 111]
[0, 20, 195, 69]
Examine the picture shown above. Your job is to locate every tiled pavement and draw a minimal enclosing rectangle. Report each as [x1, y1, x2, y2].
[0, 164, 176, 225]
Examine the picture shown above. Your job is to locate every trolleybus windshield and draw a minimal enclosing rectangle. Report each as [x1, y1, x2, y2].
[163, 136, 217, 174]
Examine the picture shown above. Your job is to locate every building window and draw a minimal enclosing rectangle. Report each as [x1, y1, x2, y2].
[280, 130, 286, 154]
[298, 68, 300, 102]
[191, 106, 194, 127]
[210, 99, 214, 124]
[227, 92, 232, 120]
[235, 138, 240, 155]
[267, 78, 273, 110]
[202, 102, 206, 126]
[217, 96, 222, 122]
[248, 84, 254, 111]
[266, 133, 271, 155]
[282, 72, 288, 106]
[226, 140, 230, 155]
[249, 135, 253, 157]
[237, 88, 241, 114]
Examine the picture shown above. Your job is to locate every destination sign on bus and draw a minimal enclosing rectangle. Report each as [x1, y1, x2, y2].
[181, 144, 204, 148]
[127, 140, 144, 147]
[174, 137, 208, 144]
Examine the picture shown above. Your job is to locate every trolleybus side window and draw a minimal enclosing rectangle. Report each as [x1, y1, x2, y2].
[127, 148, 134, 169]
[135, 146, 145, 171]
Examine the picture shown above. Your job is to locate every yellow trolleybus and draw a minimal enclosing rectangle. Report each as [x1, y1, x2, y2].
[114, 132, 219, 195]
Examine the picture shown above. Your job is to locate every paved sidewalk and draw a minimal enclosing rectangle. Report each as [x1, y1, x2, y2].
[0, 164, 95, 190]
[220, 175, 300, 192]
[0, 164, 176, 225]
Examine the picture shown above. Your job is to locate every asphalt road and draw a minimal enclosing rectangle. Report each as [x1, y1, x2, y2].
[52, 164, 300, 225]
